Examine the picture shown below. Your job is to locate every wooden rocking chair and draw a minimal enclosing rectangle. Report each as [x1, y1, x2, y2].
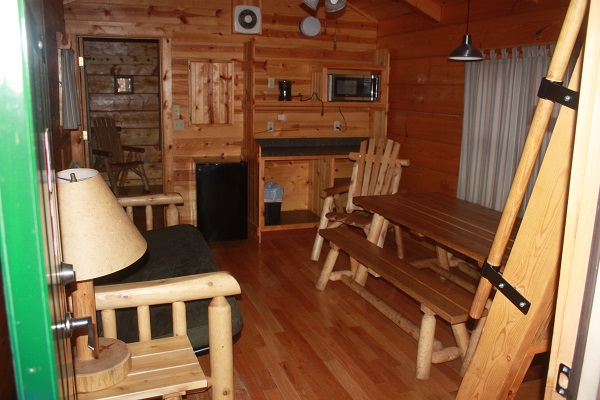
[310, 138, 409, 261]
[91, 116, 150, 195]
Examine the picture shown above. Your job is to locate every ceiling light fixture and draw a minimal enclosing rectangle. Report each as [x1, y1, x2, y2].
[303, 0, 319, 11]
[325, 0, 346, 13]
[302, 0, 346, 13]
[448, 0, 484, 61]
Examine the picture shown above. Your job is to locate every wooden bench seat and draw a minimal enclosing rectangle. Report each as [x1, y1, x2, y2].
[318, 226, 473, 324]
[317, 226, 487, 380]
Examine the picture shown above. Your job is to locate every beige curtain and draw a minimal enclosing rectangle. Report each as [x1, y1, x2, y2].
[61, 48, 80, 130]
[456, 45, 573, 215]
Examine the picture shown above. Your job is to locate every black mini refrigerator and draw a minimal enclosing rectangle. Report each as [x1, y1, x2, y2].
[196, 161, 248, 242]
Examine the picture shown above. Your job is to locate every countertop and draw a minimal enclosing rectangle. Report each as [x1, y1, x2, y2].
[257, 137, 367, 157]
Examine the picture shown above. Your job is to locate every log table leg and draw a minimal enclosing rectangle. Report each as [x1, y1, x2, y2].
[316, 245, 340, 290]
[355, 213, 386, 286]
[416, 305, 437, 380]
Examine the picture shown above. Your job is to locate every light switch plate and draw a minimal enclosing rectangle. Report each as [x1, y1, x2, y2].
[268, 78, 275, 88]
[173, 105, 181, 118]
[174, 120, 185, 131]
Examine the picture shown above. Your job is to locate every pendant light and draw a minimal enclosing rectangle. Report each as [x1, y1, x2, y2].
[303, 0, 319, 11]
[448, 0, 484, 61]
[302, 0, 347, 13]
[325, 0, 346, 13]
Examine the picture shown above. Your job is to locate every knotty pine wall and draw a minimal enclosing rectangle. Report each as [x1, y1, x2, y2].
[379, 0, 570, 196]
[64, 0, 377, 225]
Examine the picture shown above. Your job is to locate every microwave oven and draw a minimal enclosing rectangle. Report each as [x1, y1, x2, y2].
[327, 74, 379, 102]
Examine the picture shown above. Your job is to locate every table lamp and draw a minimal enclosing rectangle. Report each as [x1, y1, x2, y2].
[57, 168, 147, 393]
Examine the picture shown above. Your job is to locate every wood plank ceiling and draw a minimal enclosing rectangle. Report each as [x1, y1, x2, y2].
[346, 0, 542, 23]
[347, 0, 448, 22]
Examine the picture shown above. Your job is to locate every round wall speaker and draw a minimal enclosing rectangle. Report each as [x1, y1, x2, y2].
[300, 16, 321, 37]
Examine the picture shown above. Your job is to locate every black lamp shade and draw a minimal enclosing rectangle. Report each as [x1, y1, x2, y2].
[449, 34, 484, 61]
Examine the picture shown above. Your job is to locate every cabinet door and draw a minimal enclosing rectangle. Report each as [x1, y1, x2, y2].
[189, 61, 234, 124]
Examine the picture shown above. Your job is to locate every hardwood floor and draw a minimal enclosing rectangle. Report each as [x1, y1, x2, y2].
[189, 230, 548, 399]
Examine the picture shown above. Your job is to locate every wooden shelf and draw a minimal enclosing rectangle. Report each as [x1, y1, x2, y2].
[262, 210, 320, 232]
[79, 336, 206, 399]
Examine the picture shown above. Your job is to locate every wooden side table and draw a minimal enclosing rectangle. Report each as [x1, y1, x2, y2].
[78, 336, 206, 400]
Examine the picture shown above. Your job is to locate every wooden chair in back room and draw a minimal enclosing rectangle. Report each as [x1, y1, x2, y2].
[91, 116, 150, 195]
[311, 138, 409, 262]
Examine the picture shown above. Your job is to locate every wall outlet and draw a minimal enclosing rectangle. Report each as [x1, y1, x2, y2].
[268, 78, 275, 89]
[334, 121, 341, 131]
[173, 119, 185, 131]
[267, 121, 274, 131]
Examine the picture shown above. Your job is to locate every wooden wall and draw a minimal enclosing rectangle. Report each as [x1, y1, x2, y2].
[64, 0, 378, 225]
[379, 0, 571, 196]
[84, 39, 162, 187]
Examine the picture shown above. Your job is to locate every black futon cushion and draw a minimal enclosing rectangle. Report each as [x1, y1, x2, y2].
[95, 224, 243, 351]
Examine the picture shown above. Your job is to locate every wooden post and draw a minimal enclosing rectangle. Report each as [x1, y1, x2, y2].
[71, 280, 98, 361]
[209, 296, 234, 400]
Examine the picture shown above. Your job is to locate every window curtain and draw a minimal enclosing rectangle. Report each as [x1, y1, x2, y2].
[456, 45, 571, 215]
[61, 48, 80, 130]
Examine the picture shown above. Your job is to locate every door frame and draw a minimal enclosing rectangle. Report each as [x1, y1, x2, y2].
[67, 28, 173, 192]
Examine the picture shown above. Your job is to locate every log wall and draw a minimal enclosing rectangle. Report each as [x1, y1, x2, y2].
[379, 0, 571, 196]
[64, 0, 377, 224]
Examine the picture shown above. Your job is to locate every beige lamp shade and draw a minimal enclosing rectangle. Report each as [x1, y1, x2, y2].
[57, 168, 147, 281]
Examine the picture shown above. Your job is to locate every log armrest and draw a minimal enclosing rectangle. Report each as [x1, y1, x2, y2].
[95, 270, 241, 344]
[117, 192, 184, 229]
[121, 145, 145, 153]
[95, 271, 241, 312]
[321, 181, 352, 199]
[94, 224, 244, 352]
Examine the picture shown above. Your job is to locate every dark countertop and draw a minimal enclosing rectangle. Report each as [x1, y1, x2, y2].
[257, 137, 367, 157]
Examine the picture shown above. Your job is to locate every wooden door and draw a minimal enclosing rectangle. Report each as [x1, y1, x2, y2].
[82, 38, 163, 190]
[0, 0, 75, 397]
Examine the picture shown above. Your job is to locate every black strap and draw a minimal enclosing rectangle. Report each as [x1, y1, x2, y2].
[538, 77, 579, 110]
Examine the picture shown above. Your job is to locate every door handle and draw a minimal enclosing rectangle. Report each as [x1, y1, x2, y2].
[53, 312, 95, 351]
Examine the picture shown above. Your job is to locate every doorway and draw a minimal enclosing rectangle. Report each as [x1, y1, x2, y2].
[82, 38, 162, 193]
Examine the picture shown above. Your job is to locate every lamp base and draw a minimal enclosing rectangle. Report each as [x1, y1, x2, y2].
[75, 337, 132, 393]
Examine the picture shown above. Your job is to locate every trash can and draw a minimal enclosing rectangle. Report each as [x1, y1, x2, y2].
[264, 182, 283, 226]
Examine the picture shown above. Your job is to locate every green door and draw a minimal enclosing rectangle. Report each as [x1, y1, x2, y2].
[0, 0, 75, 398]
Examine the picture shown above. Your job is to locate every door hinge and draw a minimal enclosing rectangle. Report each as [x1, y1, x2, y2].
[78, 56, 84, 67]
[556, 363, 571, 397]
